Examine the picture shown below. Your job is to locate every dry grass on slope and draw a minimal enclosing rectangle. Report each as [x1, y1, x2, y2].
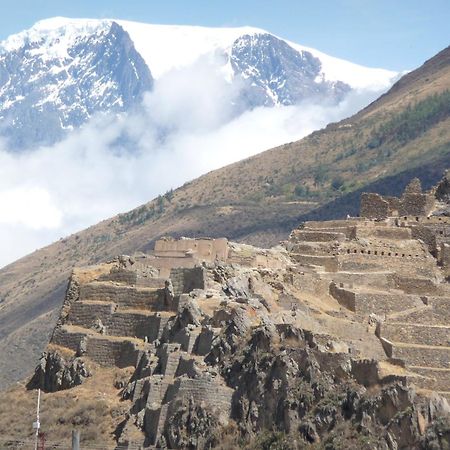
[0, 367, 134, 448]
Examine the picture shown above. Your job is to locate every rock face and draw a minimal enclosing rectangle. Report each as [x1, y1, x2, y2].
[218, 325, 450, 449]
[0, 21, 153, 149]
[27, 350, 90, 392]
[231, 33, 350, 108]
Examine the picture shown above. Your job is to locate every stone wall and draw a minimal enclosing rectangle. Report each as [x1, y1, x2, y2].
[68, 301, 168, 340]
[355, 226, 412, 240]
[391, 275, 440, 295]
[322, 272, 393, 291]
[98, 269, 138, 285]
[154, 237, 229, 262]
[329, 284, 426, 316]
[360, 193, 391, 219]
[289, 230, 346, 242]
[301, 225, 357, 239]
[303, 219, 364, 229]
[52, 327, 143, 367]
[399, 193, 435, 217]
[291, 271, 330, 297]
[51, 327, 85, 352]
[440, 244, 450, 272]
[68, 301, 115, 328]
[427, 297, 450, 323]
[380, 323, 449, 346]
[360, 181, 435, 220]
[85, 337, 141, 367]
[290, 254, 339, 272]
[288, 242, 337, 257]
[329, 283, 356, 311]
[351, 359, 380, 387]
[108, 312, 162, 341]
[336, 254, 436, 277]
[79, 282, 165, 310]
[390, 344, 450, 367]
[98, 269, 166, 288]
[171, 376, 233, 411]
[170, 267, 206, 296]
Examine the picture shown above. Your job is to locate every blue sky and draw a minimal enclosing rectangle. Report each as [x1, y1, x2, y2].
[0, 0, 449, 71]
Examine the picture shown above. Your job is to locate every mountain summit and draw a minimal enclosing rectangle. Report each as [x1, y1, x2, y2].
[0, 17, 398, 149]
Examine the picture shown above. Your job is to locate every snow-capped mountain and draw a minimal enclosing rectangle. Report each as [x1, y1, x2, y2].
[0, 19, 152, 149]
[0, 18, 398, 150]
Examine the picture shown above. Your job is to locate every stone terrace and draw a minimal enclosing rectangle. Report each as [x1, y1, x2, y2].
[49, 245, 240, 447]
[288, 179, 450, 397]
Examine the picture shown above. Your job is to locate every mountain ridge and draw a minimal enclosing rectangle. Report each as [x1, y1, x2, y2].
[0, 17, 398, 149]
[0, 43, 449, 390]
[3, 17, 397, 86]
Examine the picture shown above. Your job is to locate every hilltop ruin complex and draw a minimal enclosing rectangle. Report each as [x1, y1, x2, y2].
[28, 175, 450, 448]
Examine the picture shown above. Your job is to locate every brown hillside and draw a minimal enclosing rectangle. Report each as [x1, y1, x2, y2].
[1, 46, 450, 389]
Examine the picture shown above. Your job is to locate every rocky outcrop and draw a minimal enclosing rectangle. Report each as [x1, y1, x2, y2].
[231, 33, 350, 108]
[213, 322, 449, 449]
[165, 398, 222, 449]
[27, 350, 90, 392]
[24, 214, 450, 448]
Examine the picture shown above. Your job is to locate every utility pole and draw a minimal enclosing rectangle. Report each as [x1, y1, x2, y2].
[72, 430, 80, 450]
[33, 388, 41, 450]
[37, 432, 46, 450]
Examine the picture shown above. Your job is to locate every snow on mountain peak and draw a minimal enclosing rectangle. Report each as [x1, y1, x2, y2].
[0, 17, 397, 90]
[114, 20, 397, 90]
[114, 21, 265, 79]
[0, 17, 111, 59]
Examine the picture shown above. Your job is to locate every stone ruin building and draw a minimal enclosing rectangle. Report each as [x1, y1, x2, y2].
[29, 175, 450, 448]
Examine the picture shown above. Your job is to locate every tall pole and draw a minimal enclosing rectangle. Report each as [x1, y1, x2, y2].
[34, 388, 41, 450]
[72, 430, 80, 450]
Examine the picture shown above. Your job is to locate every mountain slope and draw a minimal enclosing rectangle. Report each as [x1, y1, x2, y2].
[0, 46, 449, 390]
[0, 18, 397, 149]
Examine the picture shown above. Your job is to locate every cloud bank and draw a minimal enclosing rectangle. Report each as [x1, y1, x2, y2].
[0, 61, 384, 267]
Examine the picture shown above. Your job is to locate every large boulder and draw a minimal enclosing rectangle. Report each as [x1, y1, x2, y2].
[27, 351, 91, 392]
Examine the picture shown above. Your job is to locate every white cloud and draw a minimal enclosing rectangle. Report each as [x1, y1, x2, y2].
[0, 61, 385, 268]
[0, 187, 62, 229]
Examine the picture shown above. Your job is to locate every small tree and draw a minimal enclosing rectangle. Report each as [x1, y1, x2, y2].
[331, 176, 344, 191]
[313, 166, 327, 186]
